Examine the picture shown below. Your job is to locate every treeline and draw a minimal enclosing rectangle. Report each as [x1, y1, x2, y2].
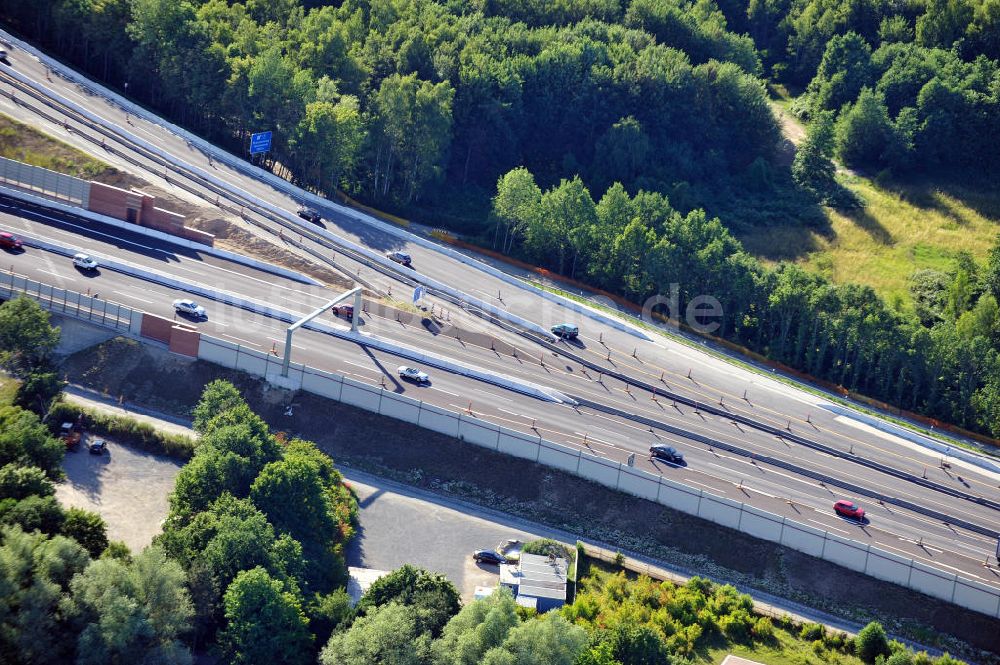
[1, 0, 780, 222]
[725, 0, 1000, 176]
[0, 296, 359, 663]
[494, 170, 1000, 436]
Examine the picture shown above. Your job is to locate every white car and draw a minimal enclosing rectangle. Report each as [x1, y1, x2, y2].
[72, 253, 98, 270]
[173, 298, 207, 318]
[397, 365, 429, 383]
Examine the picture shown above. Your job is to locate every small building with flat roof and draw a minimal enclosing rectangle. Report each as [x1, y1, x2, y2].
[498, 552, 568, 612]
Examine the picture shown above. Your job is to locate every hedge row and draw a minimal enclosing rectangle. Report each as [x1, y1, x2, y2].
[47, 401, 197, 459]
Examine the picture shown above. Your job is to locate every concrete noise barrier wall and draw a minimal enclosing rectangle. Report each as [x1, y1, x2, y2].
[185, 330, 998, 621]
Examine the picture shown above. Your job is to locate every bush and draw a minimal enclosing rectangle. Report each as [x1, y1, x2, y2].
[751, 616, 774, 641]
[824, 631, 847, 651]
[47, 401, 196, 459]
[800, 622, 825, 641]
[812, 639, 825, 654]
[856, 622, 891, 663]
[718, 610, 753, 643]
[62, 507, 109, 558]
[522, 538, 577, 564]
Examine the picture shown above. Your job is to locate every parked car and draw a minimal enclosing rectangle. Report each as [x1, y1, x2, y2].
[834, 500, 865, 520]
[473, 549, 507, 565]
[551, 323, 579, 339]
[173, 298, 207, 318]
[387, 251, 412, 267]
[649, 445, 684, 464]
[332, 303, 354, 318]
[59, 422, 81, 450]
[72, 253, 98, 270]
[397, 365, 429, 383]
[297, 206, 321, 223]
[88, 438, 107, 455]
[0, 231, 23, 250]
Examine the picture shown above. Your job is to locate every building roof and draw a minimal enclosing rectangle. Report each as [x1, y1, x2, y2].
[517, 584, 567, 601]
[517, 553, 568, 587]
[347, 566, 391, 606]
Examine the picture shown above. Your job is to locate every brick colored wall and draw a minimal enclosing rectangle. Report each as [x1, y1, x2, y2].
[88, 181, 142, 221]
[169, 325, 201, 357]
[139, 313, 180, 344]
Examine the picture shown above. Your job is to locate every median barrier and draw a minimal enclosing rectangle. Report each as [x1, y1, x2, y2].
[737, 505, 786, 541]
[536, 440, 583, 474]
[617, 467, 661, 501]
[301, 367, 344, 401]
[497, 426, 542, 462]
[822, 533, 871, 573]
[416, 402, 461, 438]
[378, 391, 422, 424]
[908, 560, 958, 602]
[779, 519, 828, 558]
[655, 476, 704, 514]
[864, 546, 912, 586]
[697, 494, 744, 529]
[952, 576, 1000, 616]
[577, 452, 621, 487]
[457, 414, 501, 449]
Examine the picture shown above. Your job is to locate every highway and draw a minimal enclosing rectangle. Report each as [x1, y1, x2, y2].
[2, 199, 999, 589]
[0, 36, 999, 590]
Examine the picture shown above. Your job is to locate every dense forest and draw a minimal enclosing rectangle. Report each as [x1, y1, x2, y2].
[3, 1, 1000, 435]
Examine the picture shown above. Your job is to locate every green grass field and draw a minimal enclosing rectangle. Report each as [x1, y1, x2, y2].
[0, 113, 116, 180]
[0, 374, 20, 407]
[745, 93, 1000, 309]
[698, 630, 864, 665]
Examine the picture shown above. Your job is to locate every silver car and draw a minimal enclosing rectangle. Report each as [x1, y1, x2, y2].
[173, 298, 207, 318]
[72, 253, 98, 270]
[397, 365, 429, 383]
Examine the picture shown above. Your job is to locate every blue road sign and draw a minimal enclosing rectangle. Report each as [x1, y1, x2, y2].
[412, 286, 425, 304]
[250, 131, 272, 155]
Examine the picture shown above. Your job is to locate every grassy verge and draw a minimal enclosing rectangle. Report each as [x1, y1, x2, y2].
[523, 277, 999, 459]
[0, 112, 118, 180]
[47, 400, 196, 459]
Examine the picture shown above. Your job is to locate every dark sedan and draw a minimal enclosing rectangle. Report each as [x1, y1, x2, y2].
[649, 445, 684, 464]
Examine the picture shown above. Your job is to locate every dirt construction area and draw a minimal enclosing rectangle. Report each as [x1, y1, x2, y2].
[59, 336, 1000, 659]
[56, 435, 181, 552]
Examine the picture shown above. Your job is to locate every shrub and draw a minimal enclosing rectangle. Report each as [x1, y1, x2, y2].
[856, 622, 891, 663]
[47, 401, 196, 459]
[800, 622, 825, 641]
[522, 538, 577, 564]
[824, 631, 847, 651]
[62, 507, 109, 558]
[751, 616, 774, 641]
[813, 639, 825, 654]
[718, 610, 753, 643]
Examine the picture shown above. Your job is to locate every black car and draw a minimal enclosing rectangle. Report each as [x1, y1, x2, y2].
[387, 251, 412, 267]
[88, 438, 108, 455]
[472, 549, 507, 565]
[649, 445, 683, 464]
[297, 206, 321, 223]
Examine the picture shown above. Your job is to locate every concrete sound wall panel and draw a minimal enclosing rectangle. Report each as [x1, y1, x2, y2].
[497, 427, 541, 462]
[378, 391, 422, 424]
[417, 403, 460, 438]
[823, 533, 870, 573]
[779, 520, 827, 557]
[339, 378, 383, 412]
[864, 546, 911, 586]
[697, 494, 743, 529]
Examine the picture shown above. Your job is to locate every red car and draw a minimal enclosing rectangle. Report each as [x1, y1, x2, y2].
[834, 500, 865, 520]
[0, 231, 23, 250]
[332, 304, 354, 318]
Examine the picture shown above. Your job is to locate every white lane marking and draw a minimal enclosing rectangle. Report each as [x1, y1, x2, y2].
[807, 519, 850, 536]
[36, 268, 65, 278]
[432, 387, 461, 398]
[114, 291, 151, 304]
[222, 334, 259, 347]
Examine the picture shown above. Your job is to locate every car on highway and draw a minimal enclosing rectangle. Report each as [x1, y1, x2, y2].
[297, 206, 321, 223]
[472, 549, 507, 565]
[173, 298, 207, 318]
[833, 500, 865, 521]
[387, 251, 412, 267]
[0, 231, 23, 250]
[397, 365, 430, 384]
[551, 323, 579, 339]
[72, 253, 98, 271]
[88, 438, 107, 455]
[649, 445, 684, 464]
[332, 303, 354, 319]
